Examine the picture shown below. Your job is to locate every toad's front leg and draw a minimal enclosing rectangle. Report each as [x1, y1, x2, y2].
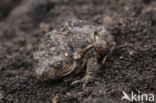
[72, 49, 101, 87]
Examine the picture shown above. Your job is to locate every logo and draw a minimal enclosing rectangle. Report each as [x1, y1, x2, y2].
[121, 91, 155, 102]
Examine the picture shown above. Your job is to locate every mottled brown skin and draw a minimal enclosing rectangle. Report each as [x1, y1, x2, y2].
[34, 20, 116, 86]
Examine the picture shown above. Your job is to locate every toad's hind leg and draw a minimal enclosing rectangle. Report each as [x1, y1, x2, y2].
[72, 49, 100, 87]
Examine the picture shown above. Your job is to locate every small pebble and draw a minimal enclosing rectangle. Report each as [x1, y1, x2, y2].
[102, 16, 113, 23]
[0, 91, 5, 100]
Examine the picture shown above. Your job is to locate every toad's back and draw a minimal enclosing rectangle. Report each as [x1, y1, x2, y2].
[44, 25, 94, 56]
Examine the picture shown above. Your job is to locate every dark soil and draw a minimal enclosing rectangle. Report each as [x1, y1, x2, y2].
[0, 0, 155, 103]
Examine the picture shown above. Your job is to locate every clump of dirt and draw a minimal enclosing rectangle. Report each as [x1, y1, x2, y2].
[0, 0, 155, 103]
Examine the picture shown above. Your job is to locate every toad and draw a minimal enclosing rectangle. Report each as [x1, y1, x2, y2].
[34, 20, 116, 86]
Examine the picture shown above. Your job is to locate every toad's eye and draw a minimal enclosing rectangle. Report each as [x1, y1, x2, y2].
[51, 61, 63, 70]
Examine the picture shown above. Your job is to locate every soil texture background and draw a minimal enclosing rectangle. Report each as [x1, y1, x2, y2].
[0, 0, 155, 103]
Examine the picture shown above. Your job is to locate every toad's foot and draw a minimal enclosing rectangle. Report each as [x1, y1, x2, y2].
[72, 74, 95, 87]
[72, 48, 100, 87]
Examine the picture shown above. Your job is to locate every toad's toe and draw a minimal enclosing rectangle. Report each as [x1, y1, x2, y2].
[71, 75, 95, 87]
